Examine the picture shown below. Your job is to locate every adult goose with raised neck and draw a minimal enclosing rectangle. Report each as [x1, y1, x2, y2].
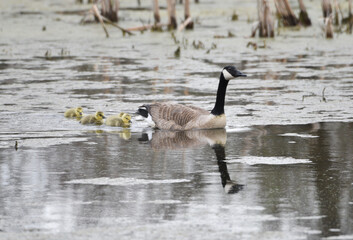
[137, 66, 246, 130]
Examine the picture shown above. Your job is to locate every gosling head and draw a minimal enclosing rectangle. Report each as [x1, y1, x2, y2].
[121, 113, 132, 126]
[95, 111, 106, 121]
[76, 107, 83, 116]
[222, 66, 247, 81]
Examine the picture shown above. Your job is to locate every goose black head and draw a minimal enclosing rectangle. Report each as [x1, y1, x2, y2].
[222, 66, 247, 80]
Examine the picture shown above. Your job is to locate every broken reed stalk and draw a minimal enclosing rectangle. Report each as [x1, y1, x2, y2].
[325, 16, 333, 38]
[178, 16, 192, 31]
[184, 0, 194, 29]
[92, 5, 110, 38]
[298, 0, 311, 26]
[257, 0, 274, 37]
[274, 0, 299, 26]
[100, 0, 119, 22]
[167, 0, 178, 30]
[101, 15, 134, 35]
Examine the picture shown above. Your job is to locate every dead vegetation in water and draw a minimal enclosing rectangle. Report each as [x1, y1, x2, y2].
[60, 0, 353, 40]
[275, 0, 299, 27]
[251, 0, 274, 38]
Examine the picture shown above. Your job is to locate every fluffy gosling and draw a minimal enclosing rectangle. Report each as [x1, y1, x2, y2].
[106, 113, 132, 127]
[80, 111, 105, 125]
[64, 107, 83, 119]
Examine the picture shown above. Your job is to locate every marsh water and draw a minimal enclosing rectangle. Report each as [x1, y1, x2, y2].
[1, 0, 353, 239]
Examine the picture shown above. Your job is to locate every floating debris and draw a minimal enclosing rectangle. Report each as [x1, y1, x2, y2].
[231, 11, 239, 21]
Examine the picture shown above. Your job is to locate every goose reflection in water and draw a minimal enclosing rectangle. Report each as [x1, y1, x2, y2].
[139, 129, 244, 194]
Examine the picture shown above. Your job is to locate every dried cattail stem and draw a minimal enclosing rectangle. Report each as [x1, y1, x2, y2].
[298, 0, 311, 26]
[152, 0, 162, 31]
[184, 0, 194, 29]
[92, 4, 110, 38]
[325, 16, 334, 38]
[321, 0, 333, 38]
[167, 0, 178, 30]
[347, 0, 352, 33]
[275, 0, 299, 26]
[257, 0, 274, 37]
[333, 0, 341, 25]
[153, 0, 161, 24]
[101, 0, 119, 22]
[322, 0, 332, 19]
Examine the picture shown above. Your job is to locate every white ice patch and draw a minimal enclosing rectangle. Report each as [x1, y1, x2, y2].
[65, 177, 190, 186]
[279, 133, 319, 138]
[226, 156, 311, 165]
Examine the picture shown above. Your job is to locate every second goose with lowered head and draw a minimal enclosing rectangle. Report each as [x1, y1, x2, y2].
[137, 66, 246, 130]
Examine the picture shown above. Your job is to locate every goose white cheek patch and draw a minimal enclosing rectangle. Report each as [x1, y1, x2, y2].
[222, 69, 234, 80]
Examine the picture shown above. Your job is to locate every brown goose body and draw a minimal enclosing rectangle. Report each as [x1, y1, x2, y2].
[137, 66, 246, 131]
[142, 103, 226, 130]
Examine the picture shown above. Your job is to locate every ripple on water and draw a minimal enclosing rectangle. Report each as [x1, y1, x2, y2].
[226, 156, 312, 165]
[65, 177, 191, 186]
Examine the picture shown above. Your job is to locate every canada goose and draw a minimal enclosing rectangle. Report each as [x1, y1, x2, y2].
[137, 66, 246, 130]
[64, 107, 83, 118]
[79, 111, 105, 125]
[106, 113, 132, 127]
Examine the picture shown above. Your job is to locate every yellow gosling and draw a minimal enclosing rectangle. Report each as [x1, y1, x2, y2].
[64, 107, 83, 118]
[106, 113, 132, 127]
[80, 111, 105, 125]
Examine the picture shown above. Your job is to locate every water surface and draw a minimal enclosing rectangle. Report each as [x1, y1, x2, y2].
[1, 0, 353, 239]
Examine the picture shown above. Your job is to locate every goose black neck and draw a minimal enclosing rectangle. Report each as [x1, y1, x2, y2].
[211, 73, 228, 116]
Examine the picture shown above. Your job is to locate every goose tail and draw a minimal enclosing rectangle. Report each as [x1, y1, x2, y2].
[136, 105, 150, 118]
